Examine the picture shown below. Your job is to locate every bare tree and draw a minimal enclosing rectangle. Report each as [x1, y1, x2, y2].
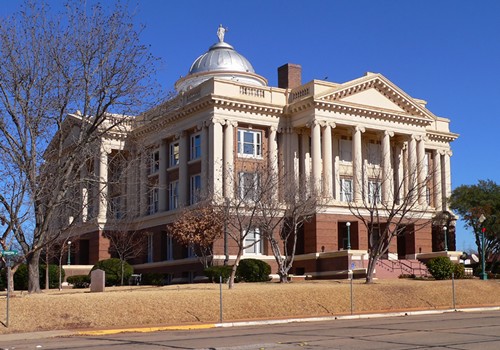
[0, 1, 160, 293]
[347, 156, 435, 283]
[104, 230, 146, 286]
[168, 204, 224, 269]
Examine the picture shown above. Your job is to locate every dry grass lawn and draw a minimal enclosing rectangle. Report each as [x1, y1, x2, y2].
[1, 278, 500, 334]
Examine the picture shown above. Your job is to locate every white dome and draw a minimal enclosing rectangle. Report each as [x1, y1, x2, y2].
[175, 28, 267, 92]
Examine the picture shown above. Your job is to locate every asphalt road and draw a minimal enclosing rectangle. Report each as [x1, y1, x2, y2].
[1, 310, 500, 349]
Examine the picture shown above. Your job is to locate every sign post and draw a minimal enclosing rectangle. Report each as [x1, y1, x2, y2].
[2, 250, 19, 328]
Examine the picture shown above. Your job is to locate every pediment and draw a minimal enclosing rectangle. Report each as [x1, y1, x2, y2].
[340, 88, 406, 113]
[318, 73, 437, 122]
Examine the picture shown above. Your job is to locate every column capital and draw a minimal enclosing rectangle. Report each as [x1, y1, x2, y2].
[269, 125, 278, 133]
[320, 121, 336, 129]
[206, 117, 224, 126]
[306, 119, 322, 128]
[225, 120, 238, 127]
[383, 130, 394, 137]
[354, 125, 365, 133]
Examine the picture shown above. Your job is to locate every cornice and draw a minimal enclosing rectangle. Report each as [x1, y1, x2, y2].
[212, 95, 283, 116]
[427, 130, 459, 143]
[290, 97, 433, 127]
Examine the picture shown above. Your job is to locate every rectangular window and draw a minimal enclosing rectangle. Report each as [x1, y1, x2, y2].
[187, 244, 196, 258]
[339, 137, 352, 162]
[368, 180, 382, 204]
[239, 172, 260, 201]
[109, 196, 122, 219]
[166, 234, 173, 261]
[190, 174, 202, 204]
[340, 178, 353, 202]
[148, 187, 159, 214]
[150, 149, 160, 174]
[169, 142, 179, 167]
[367, 141, 381, 165]
[190, 134, 201, 160]
[147, 234, 154, 263]
[244, 228, 262, 255]
[169, 181, 179, 210]
[237, 129, 262, 158]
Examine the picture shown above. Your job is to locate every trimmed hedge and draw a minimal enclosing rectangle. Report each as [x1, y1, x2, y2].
[425, 257, 466, 280]
[141, 273, 168, 286]
[91, 258, 133, 286]
[67, 275, 91, 288]
[204, 265, 232, 283]
[236, 259, 271, 282]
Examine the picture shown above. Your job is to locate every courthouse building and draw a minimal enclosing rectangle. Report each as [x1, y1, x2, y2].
[64, 27, 460, 281]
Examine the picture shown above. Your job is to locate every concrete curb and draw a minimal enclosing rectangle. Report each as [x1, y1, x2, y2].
[2, 306, 499, 341]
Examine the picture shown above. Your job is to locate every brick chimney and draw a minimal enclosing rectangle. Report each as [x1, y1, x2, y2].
[278, 63, 302, 89]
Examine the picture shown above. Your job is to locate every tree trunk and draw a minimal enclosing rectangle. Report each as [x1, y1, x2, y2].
[45, 250, 50, 291]
[27, 250, 42, 293]
[365, 254, 378, 284]
[228, 250, 243, 289]
[7, 265, 19, 293]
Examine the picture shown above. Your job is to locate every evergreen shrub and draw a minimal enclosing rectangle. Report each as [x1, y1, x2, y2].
[67, 275, 91, 288]
[204, 265, 232, 283]
[236, 259, 271, 282]
[426, 257, 454, 280]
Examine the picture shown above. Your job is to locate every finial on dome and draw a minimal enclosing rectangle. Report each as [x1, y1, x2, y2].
[217, 24, 228, 43]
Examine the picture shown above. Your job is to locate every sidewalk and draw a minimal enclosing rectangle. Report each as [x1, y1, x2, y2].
[1, 305, 499, 342]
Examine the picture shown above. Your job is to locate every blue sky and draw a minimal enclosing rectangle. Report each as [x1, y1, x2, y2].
[2, 0, 499, 251]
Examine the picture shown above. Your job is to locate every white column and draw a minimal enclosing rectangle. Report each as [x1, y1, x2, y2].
[417, 136, 427, 205]
[96, 147, 109, 221]
[209, 118, 224, 198]
[290, 130, 300, 186]
[353, 126, 364, 202]
[382, 131, 394, 203]
[434, 150, 443, 211]
[79, 165, 88, 222]
[159, 140, 168, 211]
[443, 150, 452, 210]
[394, 143, 404, 204]
[224, 120, 236, 199]
[407, 135, 417, 202]
[269, 126, 279, 200]
[322, 122, 334, 199]
[139, 152, 148, 216]
[179, 131, 188, 206]
[333, 134, 340, 201]
[300, 131, 311, 192]
[311, 120, 322, 193]
[200, 122, 209, 194]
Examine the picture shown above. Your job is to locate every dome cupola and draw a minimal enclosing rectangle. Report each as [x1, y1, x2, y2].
[175, 25, 267, 92]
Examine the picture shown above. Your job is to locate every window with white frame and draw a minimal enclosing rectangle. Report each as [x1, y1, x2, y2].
[339, 137, 352, 162]
[109, 196, 122, 219]
[169, 142, 179, 167]
[166, 234, 173, 261]
[244, 228, 262, 254]
[368, 180, 382, 204]
[190, 133, 201, 160]
[187, 244, 196, 258]
[147, 233, 154, 263]
[149, 187, 159, 214]
[237, 129, 262, 158]
[190, 174, 202, 205]
[340, 178, 353, 202]
[150, 149, 160, 174]
[367, 140, 381, 165]
[169, 181, 179, 210]
[239, 172, 260, 201]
